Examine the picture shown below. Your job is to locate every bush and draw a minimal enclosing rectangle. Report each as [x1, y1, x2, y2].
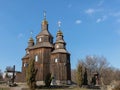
[113, 84, 120, 90]
[76, 64, 83, 87]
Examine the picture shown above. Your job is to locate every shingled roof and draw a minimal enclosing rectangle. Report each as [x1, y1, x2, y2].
[22, 54, 29, 59]
[29, 42, 53, 49]
[52, 49, 69, 54]
[37, 29, 53, 37]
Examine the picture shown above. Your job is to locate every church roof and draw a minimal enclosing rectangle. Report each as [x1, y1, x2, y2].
[56, 39, 65, 43]
[57, 30, 63, 36]
[55, 30, 66, 44]
[29, 42, 53, 49]
[37, 30, 53, 37]
[22, 54, 29, 59]
[42, 20, 48, 25]
[52, 49, 69, 54]
[29, 37, 34, 42]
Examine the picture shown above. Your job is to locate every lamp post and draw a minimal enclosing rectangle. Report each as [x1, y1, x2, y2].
[12, 65, 15, 84]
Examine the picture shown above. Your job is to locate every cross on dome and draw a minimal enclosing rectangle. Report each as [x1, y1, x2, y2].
[30, 31, 33, 37]
[58, 21, 61, 29]
[43, 11, 46, 20]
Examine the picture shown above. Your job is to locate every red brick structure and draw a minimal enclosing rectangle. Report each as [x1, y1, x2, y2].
[15, 13, 71, 85]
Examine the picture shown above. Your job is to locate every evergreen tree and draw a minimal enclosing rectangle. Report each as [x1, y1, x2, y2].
[76, 64, 83, 87]
[83, 68, 88, 85]
[26, 59, 37, 90]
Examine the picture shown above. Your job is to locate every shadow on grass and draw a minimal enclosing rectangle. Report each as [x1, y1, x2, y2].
[22, 85, 71, 90]
[21, 85, 101, 90]
[37, 85, 70, 89]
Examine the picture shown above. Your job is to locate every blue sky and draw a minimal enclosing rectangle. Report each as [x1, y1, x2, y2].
[0, 0, 120, 72]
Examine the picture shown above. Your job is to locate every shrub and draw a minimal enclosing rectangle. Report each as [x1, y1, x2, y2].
[76, 64, 83, 87]
[112, 83, 120, 90]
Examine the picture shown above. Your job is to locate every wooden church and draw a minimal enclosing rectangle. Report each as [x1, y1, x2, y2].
[15, 12, 71, 85]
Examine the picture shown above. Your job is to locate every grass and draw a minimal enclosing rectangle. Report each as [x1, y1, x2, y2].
[22, 87, 99, 90]
[0, 84, 100, 90]
[0, 88, 9, 90]
[0, 87, 100, 90]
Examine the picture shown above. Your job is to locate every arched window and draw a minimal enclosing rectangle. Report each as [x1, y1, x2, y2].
[56, 44, 59, 49]
[26, 51, 29, 54]
[39, 38, 42, 42]
[35, 55, 38, 62]
[24, 63, 28, 67]
[55, 58, 58, 63]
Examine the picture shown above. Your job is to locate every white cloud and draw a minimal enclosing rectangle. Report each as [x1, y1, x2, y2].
[85, 8, 103, 16]
[75, 20, 82, 24]
[85, 8, 95, 15]
[96, 16, 107, 23]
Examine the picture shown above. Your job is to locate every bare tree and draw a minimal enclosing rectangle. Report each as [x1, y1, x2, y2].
[71, 69, 77, 83]
[5, 66, 13, 72]
[72, 55, 120, 87]
[78, 55, 110, 85]
[114, 69, 120, 81]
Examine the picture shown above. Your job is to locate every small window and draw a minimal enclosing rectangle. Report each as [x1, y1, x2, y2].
[55, 58, 58, 63]
[35, 55, 38, 62]
[24, 63, 26, 67]
[56, 45, 59, 48]
[24, 63, 28, 67]
[26, 51, 29, 54]
[39, 38, 42, 42]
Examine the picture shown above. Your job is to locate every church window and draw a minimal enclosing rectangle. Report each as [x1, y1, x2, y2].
[24, 63, 28, 67]
[39, 38, 42, 42]
[26, 51, 29, 54]
[35, 55, 38, 62]
[24, 63, 26, 67]
[55, 58, 58, 63]
[56, 45, 59, 48]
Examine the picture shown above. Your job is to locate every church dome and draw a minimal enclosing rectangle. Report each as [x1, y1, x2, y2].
[42, 20, 48, 25]
[29, 37, 34, 42]
[57, 30, 63, 36]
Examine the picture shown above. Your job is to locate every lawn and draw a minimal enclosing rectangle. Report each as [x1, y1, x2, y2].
[0, 87, 100, 90]
[22, 87, 100, 90]
[0, 88, 9, 90]
[0, 84, 100, 90]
